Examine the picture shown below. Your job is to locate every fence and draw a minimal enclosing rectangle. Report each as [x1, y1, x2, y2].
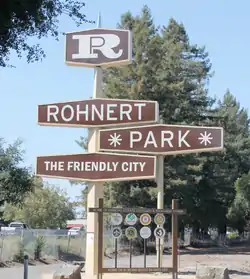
[0, 228, 191, 262]
[1, 228, 249, 262]
[0, 229, 86, 262]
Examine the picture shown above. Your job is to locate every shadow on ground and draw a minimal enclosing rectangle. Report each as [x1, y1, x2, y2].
[58, 250, 85, 262]
[178, 270, 250, 276]
[164, 246, 250, 256]
[229, 270, 250, 276]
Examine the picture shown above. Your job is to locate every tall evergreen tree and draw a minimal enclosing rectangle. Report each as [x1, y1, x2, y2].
[76, 7, 250, 235]
[209, 91, 250, 233]
[102, 6, 216, 227]
[227, 173, 250, 233]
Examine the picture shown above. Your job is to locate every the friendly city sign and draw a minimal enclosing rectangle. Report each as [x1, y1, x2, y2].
[36, 152, 156, 182]
[65, 28, 132, 67]
[37, 99, 159, 127]
[99, 124, 224, 155]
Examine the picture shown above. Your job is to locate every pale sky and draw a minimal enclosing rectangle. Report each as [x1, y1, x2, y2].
[1, 0, 249, 202]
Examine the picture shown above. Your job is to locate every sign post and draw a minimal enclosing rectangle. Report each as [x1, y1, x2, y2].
[156, 119, 164, 268]
[37, 13, 136, 279]
[89, 200, 186, 276]
[156, 154, 164, 267]
[99, 123, 223, 270]
[36, 11, 224, 278]
[65, 13, 133, 279]
[83, 15, 103, 278]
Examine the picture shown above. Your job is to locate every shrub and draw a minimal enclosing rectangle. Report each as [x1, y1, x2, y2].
[13, 241, 25, 262]
[34, 235, 46, 260]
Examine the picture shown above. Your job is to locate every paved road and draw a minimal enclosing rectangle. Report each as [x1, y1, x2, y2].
[0, 263, 193, 279]
[1, 253, 250, 279]
[0, 264, 72, 279]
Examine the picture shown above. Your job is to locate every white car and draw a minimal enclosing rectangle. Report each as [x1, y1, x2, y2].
[9, 222, 30, 229]
[67, 227, 81, 236]
[1, 222, 30, 235]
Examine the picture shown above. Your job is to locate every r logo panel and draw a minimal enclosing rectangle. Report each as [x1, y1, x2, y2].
[65, 28, 132, 67]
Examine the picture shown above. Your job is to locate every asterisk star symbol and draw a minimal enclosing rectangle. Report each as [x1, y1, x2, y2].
[108, 133, 122, 147]
[198, 131, 213, 146]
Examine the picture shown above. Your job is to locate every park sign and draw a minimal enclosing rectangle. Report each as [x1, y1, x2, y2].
[36, 152, 156, 182]
[98, 124, 224, 155]
[37, 98, 159, 128]
[65, 28, 132, 67]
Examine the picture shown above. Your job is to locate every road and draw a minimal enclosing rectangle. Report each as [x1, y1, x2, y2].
[1, 252, 250, 278]
[0, 263, 73, 279]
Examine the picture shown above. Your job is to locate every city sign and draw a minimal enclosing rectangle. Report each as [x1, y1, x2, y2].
[112, 227, 122, 239]
[65, 28, 132, 67]
[99, 124, 224, 155]
[140, 213, 152, 226]
[110, 213, 123, 226]
[125, 227, 137, 240]
[36, 152, 157, 182]
[37, 99, 159, 127]
[125, 213, 137, 225]
[154, 227, 165, 239]
[139, 226, 151, 239]
[154, 214, 165, 226]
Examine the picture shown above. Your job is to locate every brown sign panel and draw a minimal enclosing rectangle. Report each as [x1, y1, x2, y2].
[37, 98, 159, 127]
[99, 124, 224, 155]
[36, 153, 156, 182]
[65, 28, 132, 68]
[89, 207, 186, 215]
[101, 267, 173, 273]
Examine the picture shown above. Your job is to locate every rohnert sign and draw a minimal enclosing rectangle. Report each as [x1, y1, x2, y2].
[37, 99, 159, 127]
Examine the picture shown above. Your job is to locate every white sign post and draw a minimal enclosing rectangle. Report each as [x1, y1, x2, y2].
[78, 14, 133, 279]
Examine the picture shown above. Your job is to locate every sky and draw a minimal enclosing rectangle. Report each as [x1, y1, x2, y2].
[1, 0, 249, 204]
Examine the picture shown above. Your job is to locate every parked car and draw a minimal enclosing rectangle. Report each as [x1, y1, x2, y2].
[1, 221, 30, 235]
[67, 227, 81, 236]
[9, 222, 30, 229]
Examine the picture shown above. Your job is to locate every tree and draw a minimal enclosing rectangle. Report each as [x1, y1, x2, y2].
[3, 184, 75, 228]
[76, 6, 250, 235]
[0, 138, 33, 208]
[101, 6, 215, 226]
[207, 91, 250, 233]
[0, 0, 93, 67]
[75, 6, 217, 233]
[228, 172, 250, 233]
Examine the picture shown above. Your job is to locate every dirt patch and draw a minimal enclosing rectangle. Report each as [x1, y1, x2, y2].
[0, 256, 63, 269]
[102, 246, 250, 278]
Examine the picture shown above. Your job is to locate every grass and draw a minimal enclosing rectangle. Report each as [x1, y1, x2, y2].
[226, 232, 239, 239]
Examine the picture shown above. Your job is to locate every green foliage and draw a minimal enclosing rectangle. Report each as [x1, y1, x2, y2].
[0, 0, 94, 67]
[0, 139, 33, 207]
[102, 6, 216, 229]
[13, 241, 25, 262]
[34, 235, 46, 259]
[228, 172, 250, 232]
[3, 185, 75, 228]
[226, 232, 239, 239]
[76, 6, 250, 234]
